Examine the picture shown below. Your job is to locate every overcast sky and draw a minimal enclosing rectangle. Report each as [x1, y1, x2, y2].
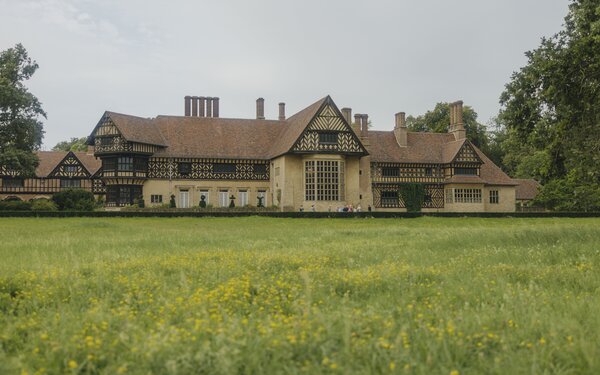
[1, 0, 569, 149]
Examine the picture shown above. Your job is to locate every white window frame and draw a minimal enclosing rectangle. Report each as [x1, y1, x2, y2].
[219, 190, 229, 207]
[239, 190, 248, 206]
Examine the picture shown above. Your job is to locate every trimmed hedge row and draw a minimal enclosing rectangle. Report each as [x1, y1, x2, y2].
[0, 211, 599, 218]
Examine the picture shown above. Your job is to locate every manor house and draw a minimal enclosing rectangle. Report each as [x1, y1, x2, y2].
[0, 95, 517, 212]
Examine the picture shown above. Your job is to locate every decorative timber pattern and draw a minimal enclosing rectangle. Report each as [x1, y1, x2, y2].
[147, 158, 270, 180]
[372, 183, 444, 209]
[371, 162, 445, 184]
[454, 143, 481, 163]
[94, 135, 133, 153]
[93, 117, 162, 154]
[49, 154, 90, 178]
[292, 104, 365, 154]
[0, 165, 19, 177]
[92, 178, 106, 194]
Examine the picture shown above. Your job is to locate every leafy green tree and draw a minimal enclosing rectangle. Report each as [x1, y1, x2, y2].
[51, 189, 95, 211]
[498, 0, 600, 211]
[406, 102, 491, 151]
[52, 137, 88, 152]
[0, 44, 45, 177]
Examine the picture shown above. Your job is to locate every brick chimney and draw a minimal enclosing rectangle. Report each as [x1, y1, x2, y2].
[184, 96, 191, 116]
[206, 97, 213, 117]
[278, 102, 286, 120]
[213, 97, 220, 118]
[191, 96, 199, 117]
[361, 114, 369, 138]
[341, 107, 352, 125]
[354, 113, 362, 134]
[256, 98, 265, 120]
[394, 112, 407, 147]
[449, 100, 466, 141]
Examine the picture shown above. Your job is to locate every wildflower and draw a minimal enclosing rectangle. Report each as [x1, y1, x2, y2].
[68, 360, 77, 369]
[450, 371, 460, 375]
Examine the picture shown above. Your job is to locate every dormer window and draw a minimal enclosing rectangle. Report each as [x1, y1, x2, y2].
[64, 165, 78, 174]
[318, 132, 338, 145]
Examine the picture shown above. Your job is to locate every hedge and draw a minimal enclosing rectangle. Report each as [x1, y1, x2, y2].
[0, 211, 599, 218]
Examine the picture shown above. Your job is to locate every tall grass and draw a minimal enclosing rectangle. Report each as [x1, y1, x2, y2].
[0, 217, 599, 374]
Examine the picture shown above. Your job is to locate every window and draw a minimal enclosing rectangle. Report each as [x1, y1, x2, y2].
[382, 167, 400, 178]
[425, 167, 433, 176]
[178, 162, 192, 175]
[454, 188, 482, 203]
[151, 194, 163, 204]
[305, 160, 345, 201]
[2, 178, 24, 188]
[103, 158, 116, 171]
[455, 167, 478, 175]
[64, 165, 78, 174]
[381, 190, 399, 207]
[445, 189, 453, 204]
[254, 164, 267, 175]
[100, 137, 113, 146]
[489, 190, 499, 204]
[318, 132, 338, 145]
[60, 179, 81, 188]
[118, 157, 133, 171]
[219, 190, 229, 207]
[214, 163, 236, 174]
[134, 157, 148, 172]
[239, 190, 248, 206]
[106, 185, 142, 207]
[257, 190, 267, 206]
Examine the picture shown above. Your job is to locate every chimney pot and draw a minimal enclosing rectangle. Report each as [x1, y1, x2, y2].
[361, 114, 369, 137]
[213, 97, 220, 118]
[199, 96, 206, 117]
[191, 96, 199, 117]
[395, 112, 406, 129]
[256, 98, 265, 120]
[184, 96, 191, 116]
[206, 97, 213, 117]
[278, 102, 286, 121]
[341, 108, 352, 125]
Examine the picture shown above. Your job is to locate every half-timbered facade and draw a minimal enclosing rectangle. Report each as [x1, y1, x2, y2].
[80, 95, 517, 211]
[1, 95, 517, 211]
[0, 151, 104, 201]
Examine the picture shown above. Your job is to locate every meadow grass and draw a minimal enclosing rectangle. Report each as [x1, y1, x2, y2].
[0, 217, 599, 374]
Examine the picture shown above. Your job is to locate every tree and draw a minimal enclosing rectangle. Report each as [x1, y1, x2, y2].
[498, 0, 600, 211]
[51, 189, 95, 211]
[0, 44, 45, 177]
[52, 137, 88, 152]
[405, 102, 491, 152]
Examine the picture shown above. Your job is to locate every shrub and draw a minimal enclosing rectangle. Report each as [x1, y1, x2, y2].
[0, 200, 31, 211]
[229, 195, 235, 208]
[400, 183, 425, 212]
[169, 195, 176, 208]
[137, 196, 145, 208]
[199, 195, 207, 208]
[30, 198, 58, 211]
[51, 189, 96, 211]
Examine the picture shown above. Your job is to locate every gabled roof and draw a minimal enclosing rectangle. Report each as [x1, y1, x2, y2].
[89, 111, 168, 147]
[267, 96, 328, 158]
[368, 131, 516, 186]
[514, 178, 541, 200]
[35, 151, 101, 177]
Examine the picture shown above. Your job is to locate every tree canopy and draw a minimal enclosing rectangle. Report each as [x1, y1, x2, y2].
[498, 0, 600, 211]
[0, 44, 45, 177]
[52, 137, 88, 152]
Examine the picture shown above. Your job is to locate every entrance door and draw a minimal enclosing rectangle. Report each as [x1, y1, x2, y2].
[179, 190, 190, 208]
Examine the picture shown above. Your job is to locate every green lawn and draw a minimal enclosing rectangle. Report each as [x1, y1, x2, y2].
[1, 217, 599, 374]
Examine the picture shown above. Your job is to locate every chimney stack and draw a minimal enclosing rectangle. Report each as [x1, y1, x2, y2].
[206, 97, 213, 117]
[361, 114, 369, 137]
[191, 96, 199, 117]
[278, 102, 286, 121]
[449, 100, 466, 140]
[184, 96, 191, 116]
[394, 112, 407, 147]
[213, 97, 219, 118]
[256, 98, 265, 120]
[354, 113, 362, 134]
[341, 108, 352, 125]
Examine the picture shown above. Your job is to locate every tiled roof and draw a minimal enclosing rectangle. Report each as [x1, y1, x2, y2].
[367, 131, 516, 186]
[152, 116, 286, 159]
[514, 178, 541, 200]
[104, 111, 167, 146]
[35, 151, 101, 177]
